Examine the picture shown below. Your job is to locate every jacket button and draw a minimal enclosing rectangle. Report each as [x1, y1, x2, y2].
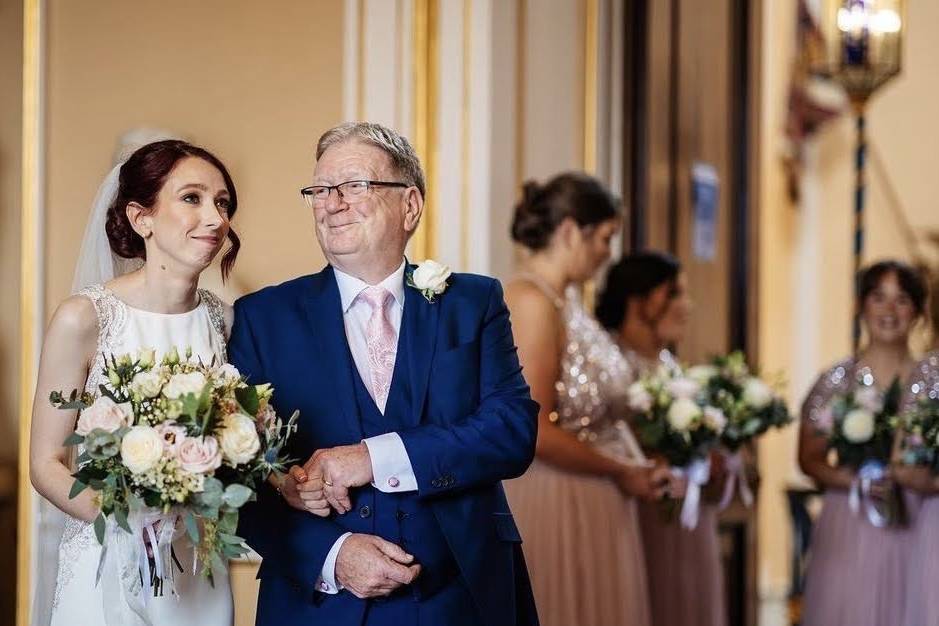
[431, 479, 441, 488]
[395, 509, 409, 521]
[359, 505, 372, 518]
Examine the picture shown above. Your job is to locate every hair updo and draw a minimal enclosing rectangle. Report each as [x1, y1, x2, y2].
[105, 139, 241, 280]
[510, 172, 619, 251]
[596, 250, 682, 330]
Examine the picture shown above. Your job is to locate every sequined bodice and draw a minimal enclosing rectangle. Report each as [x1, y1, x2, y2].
[801, 357, 876, 427]
[907, 351, 939, 408]
[553, 289, 642, 462]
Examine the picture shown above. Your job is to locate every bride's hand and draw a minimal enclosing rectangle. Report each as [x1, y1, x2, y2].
[277, 465, 316, 513]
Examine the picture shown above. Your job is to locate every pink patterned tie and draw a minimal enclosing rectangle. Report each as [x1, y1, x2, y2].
[359, 286, 397, 410]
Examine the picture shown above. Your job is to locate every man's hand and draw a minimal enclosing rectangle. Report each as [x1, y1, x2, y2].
[334, 533, 422, 598]
[305, 443, 374, 514]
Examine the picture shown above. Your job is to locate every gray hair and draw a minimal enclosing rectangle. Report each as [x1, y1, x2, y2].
[316, 122, 426, 198]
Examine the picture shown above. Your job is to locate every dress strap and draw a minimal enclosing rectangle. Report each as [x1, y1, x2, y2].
[198, 288, 229, 362]
[512, 272, 566, 310]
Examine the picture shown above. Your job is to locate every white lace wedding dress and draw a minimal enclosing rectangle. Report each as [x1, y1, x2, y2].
[48, 284, 234, 626]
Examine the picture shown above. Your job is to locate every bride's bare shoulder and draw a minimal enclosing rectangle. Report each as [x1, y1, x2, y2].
[46, 294, 99, 345]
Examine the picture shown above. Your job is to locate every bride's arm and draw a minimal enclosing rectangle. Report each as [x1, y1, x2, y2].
[29, 295, 101, 523]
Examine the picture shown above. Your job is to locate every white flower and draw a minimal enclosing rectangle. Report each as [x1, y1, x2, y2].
[687, 365, 718, 387]
[219, 413, 261, 466]
[842, 408, 876, 443]
[163, 372, 207, 399]
[130, 371, 163, 399]
[155, 421, 188, 456]
[854, 386, 884, 413]
[627, 382, 653, 413]
[76, 397, 133, 436]
[120, 425, 164, 474]
[742, 377, 773, 409]
[214, 363, 242, 384]
[177, 436, 222, 474]
[666, 377, 701, 400]
[136, 347, 156, 369]
[667, 398, 701, 432]
[411, 260, 451, 296]
[703, 406, 727, 432]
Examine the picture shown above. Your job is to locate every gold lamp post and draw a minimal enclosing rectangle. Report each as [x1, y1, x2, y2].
[811, 0, 904, 350]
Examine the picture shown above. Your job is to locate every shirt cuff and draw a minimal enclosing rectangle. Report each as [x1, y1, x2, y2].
[316, 532, 352, 594]
[362, 432, 418, 493]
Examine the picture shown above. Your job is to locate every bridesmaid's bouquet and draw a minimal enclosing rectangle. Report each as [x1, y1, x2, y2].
[820, 379, 904, 527]
[627, 365, 725, 528]
[686, 352, 791, 509]
[897, 396, 939, 471]
[51, 346, 297, 594]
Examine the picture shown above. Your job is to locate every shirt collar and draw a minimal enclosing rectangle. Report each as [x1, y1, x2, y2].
[333, 259, 407, 313]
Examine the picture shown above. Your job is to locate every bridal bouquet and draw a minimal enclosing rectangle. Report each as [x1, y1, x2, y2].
[51, 346, 297, 595]
[897, 396, 939, 471]
[627, 365, 725, 528]
[686, 352, 791, 509]
[819, 378, 903, 526]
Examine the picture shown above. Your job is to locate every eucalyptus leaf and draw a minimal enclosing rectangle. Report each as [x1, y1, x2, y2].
[68, 480, 88, 499]
[222, 484, 253, 510]
[93, 513, 106, 545]
[185, 511, 200, 545]
[114, 506, 131, 534]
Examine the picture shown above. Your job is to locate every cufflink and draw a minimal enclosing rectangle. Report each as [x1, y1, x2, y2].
[388, 476, 400, 488]
[320, 581, 331, 592]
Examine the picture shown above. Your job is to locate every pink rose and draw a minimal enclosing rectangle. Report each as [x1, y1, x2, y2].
[177, 436, 222, 474]
[256, 404, 277, 431]
[155, 422, 188, 457]
[76, 397, 133, 436]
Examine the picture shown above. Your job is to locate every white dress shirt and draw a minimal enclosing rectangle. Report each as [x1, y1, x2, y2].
[317, 260, 419, 594]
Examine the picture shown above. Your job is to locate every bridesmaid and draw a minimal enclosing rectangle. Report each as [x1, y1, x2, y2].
[798, 260, 925, 626]
[503, 173, 670, 626]
[596, 251, 727, 626]
[895, 316, 939, 625]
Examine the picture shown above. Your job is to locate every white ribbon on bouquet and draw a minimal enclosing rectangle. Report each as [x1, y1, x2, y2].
[718, 451, 754, 511]
[97, 509, 182, 626]
[671, 457, 711, 530]
[848, 460, 889, 528]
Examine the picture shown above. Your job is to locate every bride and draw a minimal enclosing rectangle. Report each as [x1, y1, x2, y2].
[28, 139, 240, 625]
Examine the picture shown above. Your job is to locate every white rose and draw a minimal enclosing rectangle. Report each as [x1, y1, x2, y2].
[76, 397, 133, 436]
[120, 425, 164, 474]
[177, 436, 223, 474]
[163, 372, 207, 399]
[687, 365, 718, 387]
[130, 371, 163, 399]
[219, 413, 261, 466]
[667, 397, 701, 432]
[703, 406, 727, 432]
[666, 377, 701, 400]
[411, 260, 452, 295]
[214, 363, 242, 384]
[627, 382, 653, 413]
[854, 386, 884, 413]
[742, 377, 773, 409]
[842, 408, 876, 443]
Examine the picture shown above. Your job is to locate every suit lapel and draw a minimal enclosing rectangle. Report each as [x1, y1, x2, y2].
[302, 267, 364, 441]
[401, 267, 441, 428]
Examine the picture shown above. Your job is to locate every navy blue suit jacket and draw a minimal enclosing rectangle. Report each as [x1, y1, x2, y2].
[229, 265, 539, 626]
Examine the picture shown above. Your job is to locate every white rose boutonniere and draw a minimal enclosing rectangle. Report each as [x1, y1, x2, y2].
[407, 259, 452, 303]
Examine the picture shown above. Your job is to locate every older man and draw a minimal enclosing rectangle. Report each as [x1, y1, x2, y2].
[230, 122, 539, 626]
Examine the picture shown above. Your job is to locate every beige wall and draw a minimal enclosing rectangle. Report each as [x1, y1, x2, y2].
[45, 0, 345, 317]
[1, 0, 23, 463]
[757, 0, 939, 595]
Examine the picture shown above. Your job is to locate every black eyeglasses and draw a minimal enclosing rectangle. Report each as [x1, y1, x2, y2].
[299, 180, 409, 207]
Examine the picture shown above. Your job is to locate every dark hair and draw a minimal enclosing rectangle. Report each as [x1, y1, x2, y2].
[857, 259, 927, 314]
[510, 172, 619, 250]
[105, 139, 241, 281]
[596, 250, 682, 330]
